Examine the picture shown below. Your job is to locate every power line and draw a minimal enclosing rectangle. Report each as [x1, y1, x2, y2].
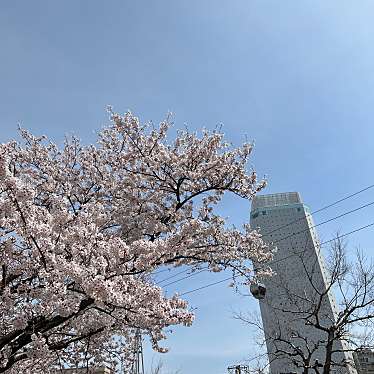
[179, 275, 233, 296]
[156, 268, 203, 287]
[261, 184, 374, 238]
[310, 184, 374, 214]
[160, 200, 374, 289]
[162, 268, 207, 287]
[271, 200, 374, 245]
[178, 222, 374, 297]
[270, 221, 374, 267]
[157, 268, 192, 284]
[152, 268, 172, 276]
[154, 184, 374, 287]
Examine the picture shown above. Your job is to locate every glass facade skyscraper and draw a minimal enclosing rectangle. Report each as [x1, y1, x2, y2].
[250, 192, 355, 374]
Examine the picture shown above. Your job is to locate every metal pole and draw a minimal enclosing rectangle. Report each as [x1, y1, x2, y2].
[131, 329, 145, 374]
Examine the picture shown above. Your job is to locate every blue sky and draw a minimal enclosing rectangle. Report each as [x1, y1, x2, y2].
[1, 1, 374, 373]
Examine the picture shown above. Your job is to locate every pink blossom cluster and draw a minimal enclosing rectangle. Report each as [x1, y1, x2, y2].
[0, 110, 272, 373]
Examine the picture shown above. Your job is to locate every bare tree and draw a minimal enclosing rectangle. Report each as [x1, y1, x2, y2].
[150, 360, 164, 374]
[148, 359, 181, 374]
[236, 237, 374, 374]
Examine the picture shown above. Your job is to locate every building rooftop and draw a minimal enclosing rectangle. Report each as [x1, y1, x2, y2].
[251, 192, 302, 211]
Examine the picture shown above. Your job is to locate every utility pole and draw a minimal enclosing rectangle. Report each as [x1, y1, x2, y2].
[131, 329, 145, 374]
[227, 365, 250, 374]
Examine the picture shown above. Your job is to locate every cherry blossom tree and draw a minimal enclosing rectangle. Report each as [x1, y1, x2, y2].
[0, 109, 271, 373]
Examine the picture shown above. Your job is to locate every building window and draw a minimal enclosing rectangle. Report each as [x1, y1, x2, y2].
[262, 211, 267, 215]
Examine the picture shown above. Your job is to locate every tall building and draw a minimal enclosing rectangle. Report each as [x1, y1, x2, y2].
[354, 349, 374, 374]
[250, 192, 355, 374]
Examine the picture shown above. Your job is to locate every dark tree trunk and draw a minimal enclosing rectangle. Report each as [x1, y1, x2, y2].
[323, 330, 335, 374]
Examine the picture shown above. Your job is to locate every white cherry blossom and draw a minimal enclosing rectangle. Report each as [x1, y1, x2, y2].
[0, 110, 272, 373]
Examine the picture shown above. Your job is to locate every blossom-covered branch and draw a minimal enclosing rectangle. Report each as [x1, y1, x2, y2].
[0, 110, 271, 373]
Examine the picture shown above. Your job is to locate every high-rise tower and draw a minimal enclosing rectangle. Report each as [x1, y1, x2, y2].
[250, 192, 355, 374]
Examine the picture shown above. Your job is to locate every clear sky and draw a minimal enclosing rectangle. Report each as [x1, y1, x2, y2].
[1, 1, 374, 373]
